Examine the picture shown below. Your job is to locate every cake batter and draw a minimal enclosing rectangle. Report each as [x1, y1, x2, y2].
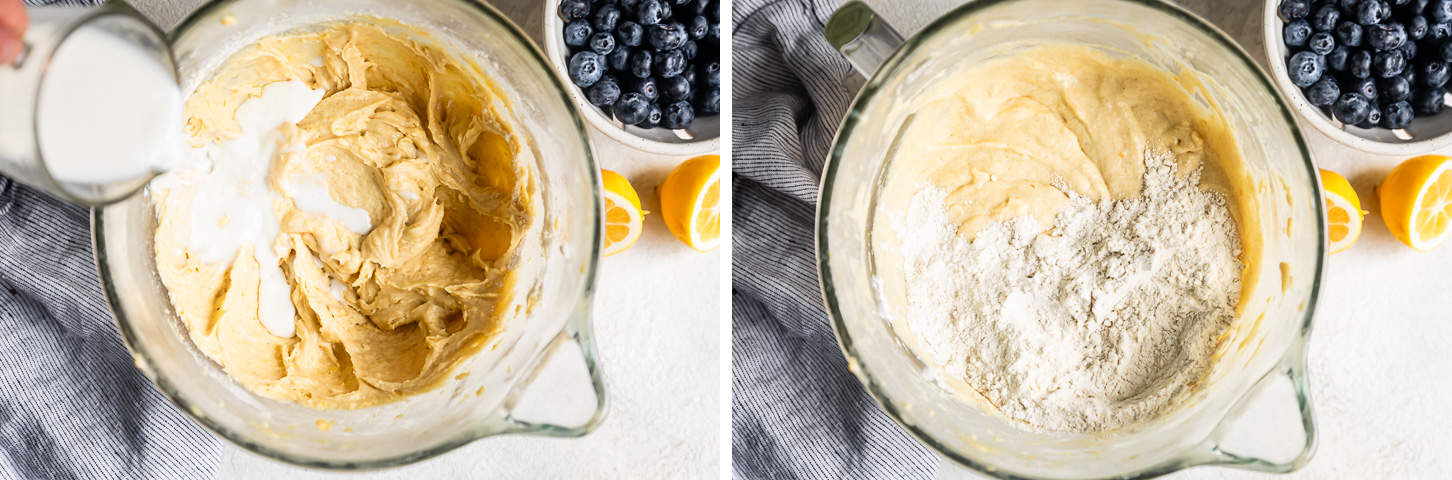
[151, 21, 536, 409]
[880, 46, 1261, 432]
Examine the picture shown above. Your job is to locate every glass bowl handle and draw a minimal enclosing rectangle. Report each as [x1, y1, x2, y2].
[825, 1, 904, 78]
[1197, 340, 1317, 472]
[489, 305, 608, 437]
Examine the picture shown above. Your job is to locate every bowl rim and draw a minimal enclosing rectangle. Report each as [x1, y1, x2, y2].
[815, 0, 1325, 478]
[540, 0, 722, 157]
[1260, 0, 1452, 155]
[91, 0, 604, 470]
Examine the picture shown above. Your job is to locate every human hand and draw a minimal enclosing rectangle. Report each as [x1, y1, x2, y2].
[0, 0, 26, 64]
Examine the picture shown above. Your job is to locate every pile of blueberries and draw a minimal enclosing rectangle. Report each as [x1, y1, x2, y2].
[1281, 0, 1452, 129]
[561, 0, 721, 131]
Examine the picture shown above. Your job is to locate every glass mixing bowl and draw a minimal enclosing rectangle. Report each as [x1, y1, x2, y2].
[817, 1, 1324, 478]
[92, 0, 604, 469]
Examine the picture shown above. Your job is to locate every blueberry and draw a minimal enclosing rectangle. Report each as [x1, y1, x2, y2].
[1353, 77, 1379, 101]
[661, 100, 694, 129]
[629, 50, 653, 78]
[1374, 50, 1406, 77]
[1335, 21, 1364, 47]
[1288, 51, 1327, 86]
[710, 0, 719, 20]
[682, 69, 697, 87]
[1311, 5, 1341, 31]
[1400, 39, 1417, 60]
[1328, 46, 1351, 70]
[1409, 0, 1431, 12]
[608, 46, 630, 71]
[593, 6, 622, 33]
[1434, 0, 1452, 23]
[682, 40, 699, 60]
[710, 23, 720, 39]
[1338, 0, 1358, 10]
[673, 0, 690, 5]
[636, 0, 665, 25]
[1442, 39, 1452, 61]
[622, 0, 642, 11]
[1280, 0, 1311, 20]
[587, 75, 621, 107]
[653, 49, 687, 77]
[695, 87, 720, 115]
[659, 1, 673, 20]
[560, 0, 590, 20]
[564, 20, 593, 48]
[1410, 16, 1430, 40]
[1425, 60, 1452, 86]
[1309, 32, 1337, 54]
[1356, 0, 1390, 25]
[1333, 92, 1372, 123]
[660, 75, 691, 100]
[648, 23, 688, 50]
[692, 0, 709, 15]
[1281, 23, 1309, 49]
[1383, 100, 1414, 127]
[589, 32, 616, 54]
[613, 92, 651, 124]
[568, 51, 606, 87]
[1403, 67, 1418, 86]
[639, 103, 663, 128]
[1382, 75, 1413, 101]
[701, 60, 721, 87]
[1432, 22, 1452, 40]
[1357, 106, 1382, 129]
[617, 21, 645, 47]
[1367, 23, 1407, 50]
[688, 16, 710, 40]
[1414, 86, 1446, 114]
[1350, 49, 1373, 78]
[628, 76, 659, 101]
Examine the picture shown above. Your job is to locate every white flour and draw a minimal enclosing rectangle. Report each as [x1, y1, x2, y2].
[899, 153, 1242, 433]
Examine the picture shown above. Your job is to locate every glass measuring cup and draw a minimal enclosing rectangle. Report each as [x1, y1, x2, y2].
[816, 0, 1324, 478]
[0, 1, 175, 205]
[93, 0, 604, 469]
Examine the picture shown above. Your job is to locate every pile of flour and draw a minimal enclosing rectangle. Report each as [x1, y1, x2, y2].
[898, 153, 1243, 433]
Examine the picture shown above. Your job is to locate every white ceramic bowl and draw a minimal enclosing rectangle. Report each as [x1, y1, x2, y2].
[541, 2, 720, 156]
[1262, 0, 1452, 155]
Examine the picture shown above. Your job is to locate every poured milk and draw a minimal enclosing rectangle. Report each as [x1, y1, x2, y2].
[155, 80, 371, 339]
[36, 25, 181, 186]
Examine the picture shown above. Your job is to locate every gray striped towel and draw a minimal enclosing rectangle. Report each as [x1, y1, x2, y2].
[0, 2, 218, 479]
[731, 0, 936, 478]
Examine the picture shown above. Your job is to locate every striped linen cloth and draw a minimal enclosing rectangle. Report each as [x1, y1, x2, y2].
[0, 2, 218, 479]
[731, 0, 936, 477]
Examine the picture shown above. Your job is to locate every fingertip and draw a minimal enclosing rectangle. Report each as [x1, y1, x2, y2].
[0, 32, 19, 65]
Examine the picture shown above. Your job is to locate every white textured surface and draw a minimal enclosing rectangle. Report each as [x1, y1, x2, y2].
[127, 1, 721, 478]
[853, 0, 1450, 478]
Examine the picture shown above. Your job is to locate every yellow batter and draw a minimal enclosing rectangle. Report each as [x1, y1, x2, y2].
[885, 46, 1254, 244]
[151, 21, 535, 409]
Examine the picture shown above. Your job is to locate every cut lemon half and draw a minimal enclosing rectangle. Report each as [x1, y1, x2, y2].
[1320, 168, 1363, 254]
[1379, 155, 1452, 251]
[601, 169, 644, 256]
[659, 155, 721, 252]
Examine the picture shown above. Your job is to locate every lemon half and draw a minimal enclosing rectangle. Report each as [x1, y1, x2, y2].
[659, 155, 721, 252]
[1320, 168, 1363, 254]
[601, 169, 644, 256]
[1379, 155, 1452, 251]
